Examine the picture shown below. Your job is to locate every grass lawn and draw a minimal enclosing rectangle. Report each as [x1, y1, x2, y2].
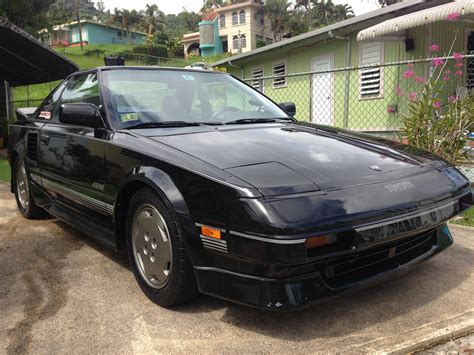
[451, 207, 474, 227]
[0, 158, 11, 184]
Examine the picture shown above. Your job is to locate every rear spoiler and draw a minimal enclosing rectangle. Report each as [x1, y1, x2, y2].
[15, 107, 37, 121]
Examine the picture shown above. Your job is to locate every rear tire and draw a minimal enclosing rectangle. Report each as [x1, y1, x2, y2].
[126, 187, 199, 307]
[14, 157, 47, 219]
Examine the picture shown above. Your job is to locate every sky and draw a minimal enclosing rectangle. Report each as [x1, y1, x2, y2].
[103, 0, 380, 16]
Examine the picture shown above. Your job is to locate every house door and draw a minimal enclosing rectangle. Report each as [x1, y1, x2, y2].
[311, 56, 334, 125]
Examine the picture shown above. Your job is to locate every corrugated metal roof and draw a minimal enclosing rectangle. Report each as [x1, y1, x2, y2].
[211, 0, 446, 67]
[357, 0, 474, 41]
[0, 17, 78, 86]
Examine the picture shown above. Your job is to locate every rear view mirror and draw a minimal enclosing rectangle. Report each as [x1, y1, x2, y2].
[279, 102, 296, 117]
[59, 103, 103, 129]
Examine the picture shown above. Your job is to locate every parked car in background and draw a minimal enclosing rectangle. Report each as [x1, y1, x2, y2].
[8, 67, 473, 310]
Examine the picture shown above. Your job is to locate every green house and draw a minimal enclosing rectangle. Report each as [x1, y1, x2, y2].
[213, 0, 474, 133]
[45, 20, 148, 47]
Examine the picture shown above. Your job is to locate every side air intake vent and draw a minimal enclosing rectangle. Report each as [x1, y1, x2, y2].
[200, 235, 228, 253]
[27, 131, 38, 162]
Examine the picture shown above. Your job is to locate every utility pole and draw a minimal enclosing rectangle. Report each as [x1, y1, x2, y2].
[75, 0, 84, 50]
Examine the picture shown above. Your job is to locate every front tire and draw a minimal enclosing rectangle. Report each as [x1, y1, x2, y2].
[126, 188, 199, 307]
[14, 157, 46, 219]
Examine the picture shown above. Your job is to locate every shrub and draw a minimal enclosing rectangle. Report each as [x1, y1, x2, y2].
[399, 27, 473, 165]
[256, 39, 266, 48]
[131, 44, 168, 64]
[167, 38, 184, 58]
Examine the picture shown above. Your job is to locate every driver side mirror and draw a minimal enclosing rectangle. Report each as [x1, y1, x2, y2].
[59, 103, 103, 129]
[279, 102, 296, 117]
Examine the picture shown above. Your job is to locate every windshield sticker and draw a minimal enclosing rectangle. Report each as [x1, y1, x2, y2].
[120, 113, 139, 122]
[182, 75, 195, 81]
[39, 111, 51, 119]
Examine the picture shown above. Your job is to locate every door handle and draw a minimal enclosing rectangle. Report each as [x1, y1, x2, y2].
[40, 135, 50, 145]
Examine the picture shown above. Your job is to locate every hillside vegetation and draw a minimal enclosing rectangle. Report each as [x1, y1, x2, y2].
[12, 44, 196, 104]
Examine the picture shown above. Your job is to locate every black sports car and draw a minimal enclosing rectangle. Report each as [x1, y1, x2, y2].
[8, 67, 472, 310]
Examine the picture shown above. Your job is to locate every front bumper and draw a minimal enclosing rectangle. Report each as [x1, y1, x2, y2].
[194, 225, 453, 311]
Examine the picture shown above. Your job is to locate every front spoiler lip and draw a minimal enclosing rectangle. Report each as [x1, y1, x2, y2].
[193, 227, 453, 311]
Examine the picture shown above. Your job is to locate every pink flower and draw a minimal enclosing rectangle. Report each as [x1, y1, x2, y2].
[407, 63, 414, 68]
[403, 70, 416, 78]
[396, 86, 404, 97]
[443, 75, 450, 81]
[408, 92, 417, 101]
[444, 69, 451, 74]
[431, 57, 444, 67]
[448, 96, 458, 103]
[453, 52, 464, 61]
[415, 76, 424, 84]
[430, 44, 440, 52]
[446, 12, 460, 21]
[455, 62, 463, 68]
[433, 101, 441, 109]
[455, 70, 463, 76]
[387, 106, 396, 113]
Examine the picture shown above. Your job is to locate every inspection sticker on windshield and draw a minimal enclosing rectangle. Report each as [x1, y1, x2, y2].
[120, 113, 139, 122]
[182, 74, 195, 81]
[39, 111, 51, 119]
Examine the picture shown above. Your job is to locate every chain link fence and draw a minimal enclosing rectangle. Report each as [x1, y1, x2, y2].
[244, 55, 474, 138]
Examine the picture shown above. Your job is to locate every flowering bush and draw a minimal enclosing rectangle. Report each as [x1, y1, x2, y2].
[399, 16, 473, 164]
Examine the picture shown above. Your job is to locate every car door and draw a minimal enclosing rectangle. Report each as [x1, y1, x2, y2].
[38, 72, 110, 225]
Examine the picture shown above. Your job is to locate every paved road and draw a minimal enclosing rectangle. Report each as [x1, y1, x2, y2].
[0, 182, 473, 353]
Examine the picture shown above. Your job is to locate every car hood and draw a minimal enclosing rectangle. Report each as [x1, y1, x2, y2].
[141, 123, 443, 196]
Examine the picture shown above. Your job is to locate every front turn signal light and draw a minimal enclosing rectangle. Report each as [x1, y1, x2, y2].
[201, 226, 222, 240]
[305, 234, 337, 249]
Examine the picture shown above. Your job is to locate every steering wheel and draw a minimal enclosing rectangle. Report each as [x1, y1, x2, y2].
[211, 106, 241, 120]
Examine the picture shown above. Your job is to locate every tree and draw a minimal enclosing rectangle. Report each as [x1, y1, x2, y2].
[333, 4, 354, 21]
[263, 0, 292, 42]
[144, 4, 166, 35]
[74, 0, 84, 50]
[0, 0, 56, 35]
[378, 0, 402, 6]
[96, 0, 105, 12]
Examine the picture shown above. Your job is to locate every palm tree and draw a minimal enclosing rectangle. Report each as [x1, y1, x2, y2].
[263, 0, 292, 42]
[332, 3, 354, 21]
[145, 3, 166, 35]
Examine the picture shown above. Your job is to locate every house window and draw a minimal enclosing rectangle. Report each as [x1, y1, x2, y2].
[272, 61, 287, 88]
[359, 42, 384, 99]
[117, 30, 122, 39]
[251, 66, 264, 92]
[232, 35, 239, 50]
[232, 11, 238, 25]
[220, 14, 226, 28]
[239, 10, 246, 24]
[240, 34, 246, 49]
[257, 9, 265, 26]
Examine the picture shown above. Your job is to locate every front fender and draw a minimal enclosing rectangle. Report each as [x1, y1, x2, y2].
[114, 165, 196, 243]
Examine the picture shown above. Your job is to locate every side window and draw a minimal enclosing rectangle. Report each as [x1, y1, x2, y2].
[61, 73, 100, 106]
[34, 80, 69, 121]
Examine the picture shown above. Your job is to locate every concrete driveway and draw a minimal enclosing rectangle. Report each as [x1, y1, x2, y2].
[0, 182, 473, 354]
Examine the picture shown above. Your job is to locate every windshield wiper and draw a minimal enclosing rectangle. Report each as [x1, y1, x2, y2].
[124, 121, 202, 129]
[225, 117, 293, 125]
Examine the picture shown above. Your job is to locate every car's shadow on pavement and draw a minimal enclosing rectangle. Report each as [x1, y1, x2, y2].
[54, 220, 472, 342]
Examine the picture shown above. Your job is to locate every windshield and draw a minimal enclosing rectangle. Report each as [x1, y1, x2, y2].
[101, 69, 291, 128]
